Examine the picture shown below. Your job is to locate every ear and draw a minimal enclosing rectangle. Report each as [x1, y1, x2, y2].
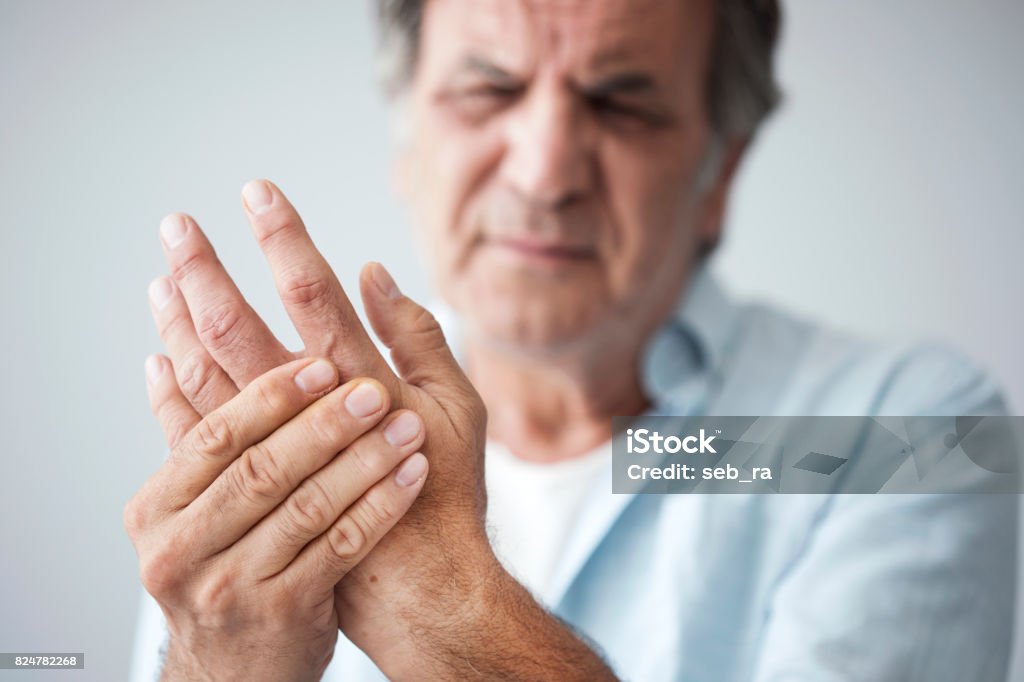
[696, 138, 748, 252]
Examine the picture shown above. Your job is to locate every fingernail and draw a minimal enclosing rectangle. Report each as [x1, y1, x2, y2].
[145, 355, 165, 385]
[242, 180, 273, 214]
[384, 411, 421, 447]
[295, 359, 336, 393]
[148, 276, 175, 311]
[395, 453, 428, 487]
[371, 263, 401, 299]
[344, 382, 384, 418]
[160, 214, 188, 248]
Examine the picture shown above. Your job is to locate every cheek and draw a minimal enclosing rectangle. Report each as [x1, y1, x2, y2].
[599, 139, 703, 296]
[409, 112, 504, 285]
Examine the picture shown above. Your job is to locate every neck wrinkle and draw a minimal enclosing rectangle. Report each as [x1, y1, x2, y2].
[464, 330, 650, 463]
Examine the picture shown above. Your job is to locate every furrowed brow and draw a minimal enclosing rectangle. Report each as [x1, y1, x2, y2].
[581, 72, 659, 99]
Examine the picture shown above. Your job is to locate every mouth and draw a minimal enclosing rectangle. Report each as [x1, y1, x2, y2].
[487, 236, 597, 263]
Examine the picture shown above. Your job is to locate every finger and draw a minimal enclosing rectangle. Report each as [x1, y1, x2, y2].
[236, 409, 426, 578]
[181, 377, 392, 556]
[239, 179, 400, 394]
[148, 275, 238, 415]
[277, 452, 428, 596]
[360, 262, 469, 393]
[159, 212, 293, 387]
[140, 357, 341, 519]
[145, 354, 201, 449]
[128, 354, 204, 536]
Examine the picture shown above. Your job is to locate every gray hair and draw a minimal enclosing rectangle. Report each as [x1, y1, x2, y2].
[373, 0, 782, 142]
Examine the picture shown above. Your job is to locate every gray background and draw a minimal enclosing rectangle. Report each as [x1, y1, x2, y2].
[1, 1, 1021, 680]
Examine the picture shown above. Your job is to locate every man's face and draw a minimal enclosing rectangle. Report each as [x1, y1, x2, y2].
[400, 0, 725, 354]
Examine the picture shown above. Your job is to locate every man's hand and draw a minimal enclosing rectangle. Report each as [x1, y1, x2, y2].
[124, 356, 428, 681]
[146, 180, 616, 680]
[149, 182, 490, 565]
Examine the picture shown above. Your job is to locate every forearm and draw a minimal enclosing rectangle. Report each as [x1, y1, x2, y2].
[343, 541, 617, 681]
[416, 566, 617, 681]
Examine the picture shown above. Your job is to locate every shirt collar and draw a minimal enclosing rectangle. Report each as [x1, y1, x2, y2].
[431, 261, 738, 405]
[676, 262, 737, 375]
[639, 262, 738, 409]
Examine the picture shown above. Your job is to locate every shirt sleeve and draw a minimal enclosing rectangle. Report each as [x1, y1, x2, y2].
[749, 345, 1019, 682]
[749, 493, 1017, 682]
[128, 589, 168, 682]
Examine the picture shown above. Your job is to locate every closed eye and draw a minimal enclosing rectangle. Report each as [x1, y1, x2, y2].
[439, 82, 523, 123]
[463, 83, 523, 101]
[587, 96, 673, 128]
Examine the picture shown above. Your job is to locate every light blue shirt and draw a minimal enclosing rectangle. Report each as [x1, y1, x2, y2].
[130, 266, 1018, 681]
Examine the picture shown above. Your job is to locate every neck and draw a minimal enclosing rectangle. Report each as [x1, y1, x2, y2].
[464, 331, 650, 464]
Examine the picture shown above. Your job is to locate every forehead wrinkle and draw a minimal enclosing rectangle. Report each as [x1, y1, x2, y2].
[428, 0, 708, 92]
[443, 0, 543, 76]
[521, 0, 681, 80]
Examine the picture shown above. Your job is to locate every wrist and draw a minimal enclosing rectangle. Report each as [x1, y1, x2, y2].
[338, 530, 507, 676]
[160, 639, 212, 682]
[161, 634, 329, 682]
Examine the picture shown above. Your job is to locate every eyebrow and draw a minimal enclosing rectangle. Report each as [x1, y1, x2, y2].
[453, 54, 661, 100]
[581, 72, 659, 98]
[456, 55, 522, 86]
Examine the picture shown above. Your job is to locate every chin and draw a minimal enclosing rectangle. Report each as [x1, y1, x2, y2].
[440, 251, 616, 354]
[460, 288, 605, 356]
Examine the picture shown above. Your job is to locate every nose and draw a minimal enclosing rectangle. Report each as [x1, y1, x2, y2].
[500, 79, 594, 209]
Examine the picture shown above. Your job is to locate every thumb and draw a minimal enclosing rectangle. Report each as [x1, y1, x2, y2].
[358, 262, 466, 391]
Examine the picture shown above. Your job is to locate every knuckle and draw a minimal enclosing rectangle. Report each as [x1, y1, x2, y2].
[249, 377, 291, 417]
[326, 515, 367, 564]
[193, 570, 238, 622]
[284, 478, 334, 536]
[344, 439, 383, 480]
[155, 305, 188, 339]
[397, 308, 451, 368]
[139, 543, 185, 598]
[254, 216, 295, 248]
[279, 267, 330, 310]
[233, 444, 288, 501]
[304, 402, 349, 446]
[169, 248, 205, 283]
[358, 485, 399, 529]
[165, 418, 193, 449]
[122, 497, 146, 537]
[176, 352, 222, 407]
[195, 300, 245, 352]
[192, 412, 235, 460]
[409, 308, 445, 344]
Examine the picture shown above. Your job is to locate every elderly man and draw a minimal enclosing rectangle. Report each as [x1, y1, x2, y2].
[127, 1, 1017, 680]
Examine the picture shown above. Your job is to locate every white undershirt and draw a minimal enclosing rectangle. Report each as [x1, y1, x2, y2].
[484, 439, 611, 599]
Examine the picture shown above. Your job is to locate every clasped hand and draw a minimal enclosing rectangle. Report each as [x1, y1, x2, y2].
[125, 179, 490, 681]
